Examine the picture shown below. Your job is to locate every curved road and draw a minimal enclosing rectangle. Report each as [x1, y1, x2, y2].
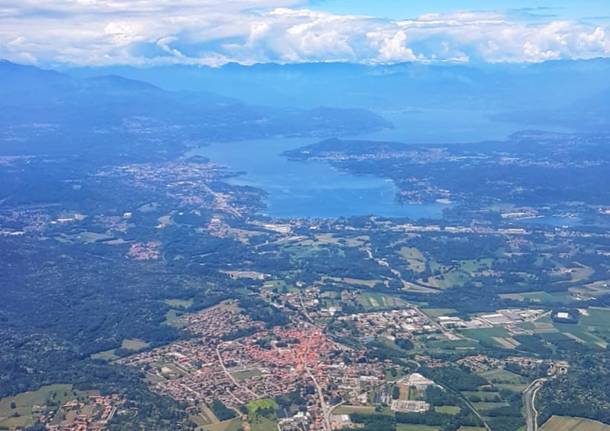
[524, 378, 546, 431]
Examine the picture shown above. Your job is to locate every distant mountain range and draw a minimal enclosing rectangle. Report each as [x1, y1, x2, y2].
[0, 60, 390, 157]
[2, 58, 609, 159]
[67, 59, 610, 116]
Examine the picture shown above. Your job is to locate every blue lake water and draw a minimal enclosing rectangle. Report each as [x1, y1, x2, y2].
[188, 109, 527, 219]
[189, 137, 446, 219]
[355, 108, 525, 144]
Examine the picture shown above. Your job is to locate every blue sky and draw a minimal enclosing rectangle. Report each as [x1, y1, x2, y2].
[1, 0, 609, 66]
[311, 0, 610, 22]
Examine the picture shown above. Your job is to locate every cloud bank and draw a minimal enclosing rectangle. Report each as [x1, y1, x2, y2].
[1, 0, 610, 66]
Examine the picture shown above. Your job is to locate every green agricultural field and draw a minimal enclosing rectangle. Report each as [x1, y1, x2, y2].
[458, 259, 493, 273]
[91, 348, 120, 361]
[418, 258, 492, 290]
[461, 327, 512, 347]
[417, 337, 480, 355]
[540, 416, 610, 431]
[203, 418, 244, 431]
[397, 425, 440, 431]
[550, 308, 610, 349]
[122, 338, 150, 351]
[566, 264, 595, 283]
[91, 338, 150, 361]
[250, 417, 278, 431]
[164, 298, 194, 308]
[163, 309, 188, 328]
[554, 324, 608, 349]
[471, 401, 509, 412]
[495, 383, 528, 393]
[190, 413, 212, 429]
[333, 405, 376, 415]
[264, 279, 298, 293]
[358, 292, 408, 310]
[399, 247, 427, 273]
[479, 368, 528, 385]
[499, 291, 572, 304]
[435, 406, 461, 415]
[339, 277, 379, 288]
[423, 268, 470, 289]
[195, 404, 219, 425]
[421, 308, 458, 318]
[523, 315, 559, 334]
[69, 231, 117, 244]
[569, 281, 610, 301]
[583, 308, 610, 326]
[492, 336, 520, 349]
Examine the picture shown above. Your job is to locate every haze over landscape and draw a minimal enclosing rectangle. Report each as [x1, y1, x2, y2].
[1, 2, 610, 431]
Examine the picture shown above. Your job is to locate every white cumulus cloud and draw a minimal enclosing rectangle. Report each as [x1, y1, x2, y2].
[0, 0, 609, 66]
